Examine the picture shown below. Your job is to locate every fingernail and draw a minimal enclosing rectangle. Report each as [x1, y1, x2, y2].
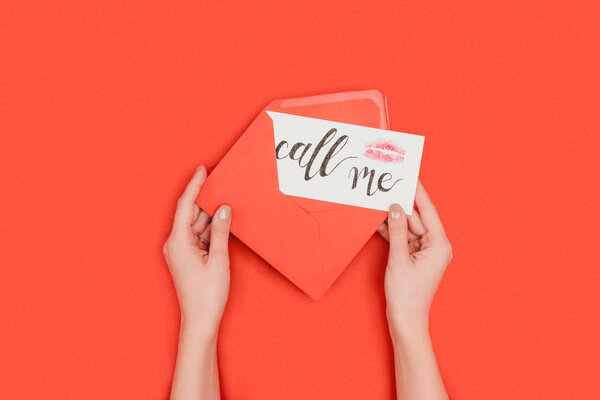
[389, 204, 403, 219]
[218, 205, 231, 220]
[196, 165, 205, 172]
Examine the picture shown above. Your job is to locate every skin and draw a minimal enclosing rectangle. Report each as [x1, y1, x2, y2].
[163, 165, 231, 400]
[377, 182, 452, 400]
[165, 166, 451, 400]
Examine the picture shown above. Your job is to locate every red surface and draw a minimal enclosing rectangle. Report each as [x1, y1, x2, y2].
[1, 1, 599, 399]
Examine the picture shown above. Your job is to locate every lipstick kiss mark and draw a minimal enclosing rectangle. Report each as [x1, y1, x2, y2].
[363, 139, 405, 164]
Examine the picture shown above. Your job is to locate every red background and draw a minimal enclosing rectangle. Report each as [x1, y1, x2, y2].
[1, 1, 599, 399]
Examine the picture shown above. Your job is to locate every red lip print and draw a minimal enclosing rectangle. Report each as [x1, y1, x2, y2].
[363, 139, 405, 164]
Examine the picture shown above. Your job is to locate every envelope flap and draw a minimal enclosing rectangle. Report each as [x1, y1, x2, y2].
[201, 113, 277, 193]
[197, 111, 327, 299]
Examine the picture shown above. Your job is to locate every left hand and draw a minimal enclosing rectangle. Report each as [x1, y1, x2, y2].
[163, 165, 232, 335]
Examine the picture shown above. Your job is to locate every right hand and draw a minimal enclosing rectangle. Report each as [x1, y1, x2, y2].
[377, 182, 453, 340]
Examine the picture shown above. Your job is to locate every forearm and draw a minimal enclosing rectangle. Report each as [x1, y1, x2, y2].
[391, 322, 448, 400]
[171, 320, 221, 400]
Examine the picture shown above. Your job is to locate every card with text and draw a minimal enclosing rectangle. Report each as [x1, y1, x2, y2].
[268, 111, 425, 213]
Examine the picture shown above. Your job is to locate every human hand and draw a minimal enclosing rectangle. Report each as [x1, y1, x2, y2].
[377, 182, 452, 341]
[163, 165, 232, 336]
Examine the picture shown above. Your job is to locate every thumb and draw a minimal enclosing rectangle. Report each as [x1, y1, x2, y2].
[387, 204, 410, 265]
[208, 205, 232, 263]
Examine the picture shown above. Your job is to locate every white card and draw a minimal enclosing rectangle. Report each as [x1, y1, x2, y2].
[267, 111, 425, 214]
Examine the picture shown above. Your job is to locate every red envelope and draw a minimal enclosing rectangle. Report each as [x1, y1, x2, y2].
[197, 90, 389, 300]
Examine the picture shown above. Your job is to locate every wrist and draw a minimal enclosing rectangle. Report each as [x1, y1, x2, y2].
[180, 315, 220, 342]
[387, 309, 430, 346]
[391, 324, 431, 351]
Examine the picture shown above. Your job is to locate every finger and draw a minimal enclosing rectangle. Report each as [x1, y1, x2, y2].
[208, 205, 232, 264]
[172, 166, 207, 235]
[377, 222, 389, 242]
[414, 181, 448, 242]
[387, 204, 410, 264]
[198, 221, 212, 245]
[192, 204, 200, 224]
[408, 208, 427, 237]
[408, 238, 422, 253]
[197, 236, 209, 251]
[378, 221, 420, 242]
[191, 211, 211, 235]
[407, 228, 419, 242]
